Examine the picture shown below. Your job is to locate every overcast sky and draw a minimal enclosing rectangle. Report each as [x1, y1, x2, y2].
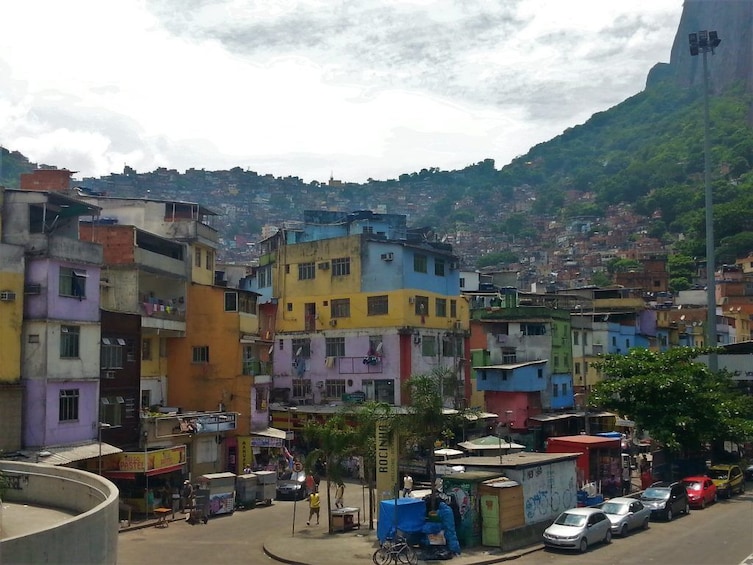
[0, 0, 684, 184]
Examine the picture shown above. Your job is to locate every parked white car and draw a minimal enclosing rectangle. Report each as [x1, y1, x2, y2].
[542, 507, 612, 553]
[601, 497, 651, 536]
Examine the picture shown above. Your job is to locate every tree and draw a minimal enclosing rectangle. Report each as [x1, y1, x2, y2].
[591, 348, 753, 454]
[396, 370, 476, 498]
[302, 413, 358, 534]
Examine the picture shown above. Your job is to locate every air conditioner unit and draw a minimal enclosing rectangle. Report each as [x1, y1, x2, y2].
[25, 284, 42, 295]
[0, 291, 16, 301]
[449, 261, 459, 270]
[408, 297, 416, 304]
[329, 319, 337, 327]
[318, 262, 330, 270]
[380, 252, 394, 261]
[102, 370, 116, 380]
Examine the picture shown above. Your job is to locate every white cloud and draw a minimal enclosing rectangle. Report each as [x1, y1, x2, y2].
[0, 0, 683, 182]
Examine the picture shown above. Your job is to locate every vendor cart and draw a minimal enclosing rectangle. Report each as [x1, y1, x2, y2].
[235, 473, 258, 510]
[197, 472, 236, 517]
[254, 470, 276, 506]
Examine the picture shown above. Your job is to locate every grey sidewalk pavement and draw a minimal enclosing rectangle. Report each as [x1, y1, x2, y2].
[262, 526, 544, 565]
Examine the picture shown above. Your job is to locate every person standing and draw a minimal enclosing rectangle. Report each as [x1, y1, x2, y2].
[181, 480, 194, 513]
[306, 488, 321, 526]
[334, 481, 345, 509]
[402, 474, 413, 498]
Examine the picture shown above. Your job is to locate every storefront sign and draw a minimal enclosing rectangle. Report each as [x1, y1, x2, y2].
[99, 445, 186, 474]
[250, 436, 283, 447]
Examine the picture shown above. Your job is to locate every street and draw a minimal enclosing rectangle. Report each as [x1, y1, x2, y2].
[117, 480, 375, 565]
[518, 491, 753, 565]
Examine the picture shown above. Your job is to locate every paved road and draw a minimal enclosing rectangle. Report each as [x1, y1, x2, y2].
[118, 481, 374, 565]
[516, 490, 753, 565]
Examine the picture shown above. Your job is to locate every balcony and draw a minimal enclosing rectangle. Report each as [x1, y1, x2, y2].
[134, 248, 186, 276]
[335, 356, 384, 375]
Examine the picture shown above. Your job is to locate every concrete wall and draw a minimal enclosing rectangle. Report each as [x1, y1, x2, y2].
[0, 461, 119, 565]
[502, 459, 578, 526]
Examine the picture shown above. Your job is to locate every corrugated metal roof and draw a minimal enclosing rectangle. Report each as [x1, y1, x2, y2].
[35, 440, 122, 466]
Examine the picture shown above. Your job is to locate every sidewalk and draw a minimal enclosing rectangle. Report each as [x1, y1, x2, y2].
[262, 525, 544, 565]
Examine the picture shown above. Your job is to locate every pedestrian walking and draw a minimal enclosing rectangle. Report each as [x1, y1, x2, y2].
[306, 488, 321, 526]
[402, 474, 413, 498]
[334, 481, 345, 509]
[181, 480, 194, 513]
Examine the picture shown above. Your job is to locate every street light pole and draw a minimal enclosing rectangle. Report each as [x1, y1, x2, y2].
[689, 29, 721, 372]
[98, 422, 111, 475]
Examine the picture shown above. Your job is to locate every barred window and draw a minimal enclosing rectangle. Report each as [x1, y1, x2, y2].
[332, 257, 351, 277]
[142, 338, 152, 361]
[415, 295, 429, 316]
[101, 338, 124, 368]
[101, 396, 124, 426]
[325, 337, 346, 357]
[195, 249, 202, 267]
[298, 262, 315, 280]
[293, 379, 312, 398]
[224, 291, 238, 312]
[59, 267, 87, 299]
[421, 335, 437, 357]
[292, 338, 311, 359]
[435, 298, 447, 317]
[59, 389, 79, 422]
[331, 298, 350, 318]
[450, 299, 457, 318]
[413, 254, 428, 273]
[325, 379, 346, 399]
[367, 295, 388, 316]
[192, 346, 209, 363]
[60, 326, 80, 358]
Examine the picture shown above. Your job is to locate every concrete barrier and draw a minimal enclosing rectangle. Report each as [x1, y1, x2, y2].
[0, 461, 119, 565]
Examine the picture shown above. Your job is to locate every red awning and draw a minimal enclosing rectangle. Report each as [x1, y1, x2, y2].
[102, 463, 184, 480]
[147, 463, 184, 477]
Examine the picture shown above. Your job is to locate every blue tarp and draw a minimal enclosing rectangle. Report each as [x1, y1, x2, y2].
[377, 498, 426, 542]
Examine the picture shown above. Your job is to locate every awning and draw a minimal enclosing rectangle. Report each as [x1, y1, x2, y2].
[529, 413, 578, 423]
[35, 440, 123, 466]
[251, 427, 287, 440]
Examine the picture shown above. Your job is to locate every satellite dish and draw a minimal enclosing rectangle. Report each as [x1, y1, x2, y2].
[296, 347, 303, 357]
[680, 315, 686, 321]
[376, 342, 383, 353]
[268, 345, 274, 355]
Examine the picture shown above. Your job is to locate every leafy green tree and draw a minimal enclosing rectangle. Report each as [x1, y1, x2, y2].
[605, 258, 641, 274]
[667, 253, 695, 293]
[590, 271, 612, 287]
[303, 413, 358, 534]
[591, 348, 753, 454]
[477, 251, 518, 269]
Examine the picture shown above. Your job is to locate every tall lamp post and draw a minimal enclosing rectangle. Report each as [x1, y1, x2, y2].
[689, 29, 721, 372]
[575, 305, 590, 435]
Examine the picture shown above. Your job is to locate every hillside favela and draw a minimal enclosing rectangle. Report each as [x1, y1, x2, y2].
[1, 1, 753, 565]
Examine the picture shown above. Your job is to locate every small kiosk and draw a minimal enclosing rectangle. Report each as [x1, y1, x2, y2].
[235, 473, 258, 509]
[254, 470, 277, 505]
[198, 472, 236, 517]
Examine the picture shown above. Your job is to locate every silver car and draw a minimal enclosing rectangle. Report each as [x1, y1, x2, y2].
[601, 497, 651, 536]
[542, 507, 612, 553]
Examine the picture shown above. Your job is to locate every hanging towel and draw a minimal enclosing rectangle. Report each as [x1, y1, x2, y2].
[325, 357, 335, 368]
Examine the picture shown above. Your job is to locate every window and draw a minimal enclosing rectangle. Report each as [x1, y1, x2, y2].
[573, 332, 579, 346]
[325, 379, 346, 399]
[522, 323, 546, 336]
[553, 383, 559, 397]
[538, 368, 543, 379]
[100, 338, 123, 368]
[413, 254, 428, 273]
[501, 347, 516, 364]
[459, 277, 465, 288]
[292, 379, 312, 398]
[442, 335, 459, 357]
[298, 262, 315, 280]
[292, 338, 311, 359]
[435, 298, 447, 317]
[553, 354, 559, 366]
[192, 346, 209, 363]
[435, 259, 445, 276]
[421, 335, 437, 357]
[60, 326, 80, 358]
[258, 265, 272, 288]
[332, 257, 351, 276]
[325, 337, 346, 358]
[415, 295, 429, 316]
[450, 300, 457, 318]
[331, 298, 350, 318]
[367, 295, 388, 316]
[141, 389, 151, 410]
[101, 396, 124, 426]
[59, 389, 79, 422]
[255, 387, 268, 411]
[238, 293, 256, 314]
[59, 267, 86, 299]
[575, 362, 581, 376]
[195, 249, 202, 267]
[562, 382, 568, 396]
[583, 332, 588, 346]
[242, 345, 255, 375]
[369, 335, 383, 355]
[225, 291, 238, 312]
[205, 250, 213, 270]
[142, 338, 152, 361]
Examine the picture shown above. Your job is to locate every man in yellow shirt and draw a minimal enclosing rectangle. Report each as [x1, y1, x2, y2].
[307, 489, 321, 526]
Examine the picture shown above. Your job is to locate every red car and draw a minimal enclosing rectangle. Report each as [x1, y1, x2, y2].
[681, 476, 717, 509]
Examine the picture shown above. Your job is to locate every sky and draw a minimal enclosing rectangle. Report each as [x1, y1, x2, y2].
[0, 0, 684, 184]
